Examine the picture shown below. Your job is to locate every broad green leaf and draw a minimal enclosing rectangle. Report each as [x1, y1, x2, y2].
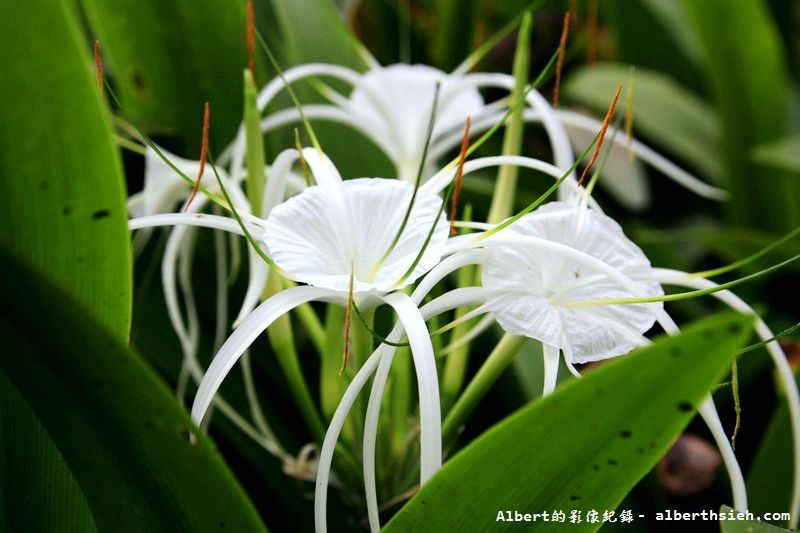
[0, 0, 132, 529]
[0, 374, 97, 533]
[385, 313, 751, 532]
[81, 0, 247, 150]
[684, 0, 799, 233]
[746, 372, 800, 528]
[752, 135, 800, 174]
[719, 506, 793, 533]
[564, 64, 723, 184]
[0, 0, 131, 339]
[0, 249, 267, 532]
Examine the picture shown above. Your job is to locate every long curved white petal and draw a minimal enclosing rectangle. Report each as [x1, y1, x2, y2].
[381, 293, 442, 482]
[128, 213, 254, 236]
[698, 398, 748, 510]
[420, 155, 600, 212]
[363, 288, 486, 532]
[555, 110, 727, 201]
[191, 286, 345, 426]
[649, 268, 800, 521]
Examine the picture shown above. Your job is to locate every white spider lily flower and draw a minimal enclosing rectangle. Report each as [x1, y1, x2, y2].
[436, 198, 751, 513]
[481, 201, 663, 377]
[220, 62, 578, 191]
[131, 148, 452, 497]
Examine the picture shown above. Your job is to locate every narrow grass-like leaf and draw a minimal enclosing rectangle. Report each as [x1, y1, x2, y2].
[385, 313, 751, 532]
[244, 69, 267, 215]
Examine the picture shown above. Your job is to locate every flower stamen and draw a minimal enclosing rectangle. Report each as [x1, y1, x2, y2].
[94, 40, 103, 96]
[553, 12, 570, 108]
[340, 267, 355, 375]
[449, 117, 471, 235]
[183, 102, 210, 211]
[578, 83, 621, 186]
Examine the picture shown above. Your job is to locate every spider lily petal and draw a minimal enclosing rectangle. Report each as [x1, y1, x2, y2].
[480, 201, 663, 363]
[363, 287, 486, 532]
[648, 268, 800, 522]
[314, 285, 486, 533]
[191, 285, 346, 426]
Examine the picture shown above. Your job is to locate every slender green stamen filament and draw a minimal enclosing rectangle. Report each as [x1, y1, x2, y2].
[370, 83, 441, 280]
[738, 321, 800, 354]
[255, 30, 324, 155]
[565, 253, 800, 307]
[477, 133, 599, 241]
[207, 151, 284, 274]
[691, 226, 800, 279]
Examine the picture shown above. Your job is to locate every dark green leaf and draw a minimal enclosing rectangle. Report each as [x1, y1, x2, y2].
[385, 313, 751, 532]
[81, 0, 247, 150]
[684, 0, 799, 232]
[0, 0, 133, 529]
[746, 372, 800, 529]
[0, 249, 268, 532]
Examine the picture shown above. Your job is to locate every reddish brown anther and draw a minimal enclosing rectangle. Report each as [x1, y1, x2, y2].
[340, 270, 355, 375]
[553, 12, 571, 108]
[246, 0, 256, 75]
[578, 83, 622, 186]
[449, 117, 472, 235]
[94, 40, 103, 96]
[184, 102, 210, 211]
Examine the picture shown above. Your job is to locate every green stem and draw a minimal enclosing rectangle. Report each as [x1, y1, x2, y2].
[244, 69, 266, 216]
[486, 11, 531, 224]
[442, 334, 527, 443]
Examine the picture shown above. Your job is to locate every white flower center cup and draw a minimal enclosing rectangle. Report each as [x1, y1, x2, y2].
[263, 150, 450, 295]
[482, 201, 664, 363]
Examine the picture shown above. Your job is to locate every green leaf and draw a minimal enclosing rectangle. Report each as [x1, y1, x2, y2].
[563, 63, 723, 183]
[0, 0, 131, 339]
[385, 313, 752, 532]
[746, 371, 800, 528]
[264, 0, 366, 70]
[752, 134, 800, 174]
[0, 248, 268, 532]
[432, 0, 482, 71]
[719, 506, 793, 533]
[684, 0, 799, 232]
[0, 1, 133, 529]
[81, 0, 247, 150]
[0, 374, 97, 533]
